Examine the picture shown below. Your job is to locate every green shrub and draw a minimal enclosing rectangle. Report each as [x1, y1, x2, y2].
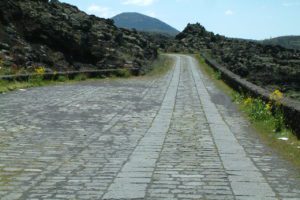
[232, 91, 286, 133]
[57, 75, 68, 82]
[115, 69, 131, 78]
[74, 74, 88, 81]
[214, 70, 222, 80]
[29, 75, 44, 86]
[247, 98, 271, 121]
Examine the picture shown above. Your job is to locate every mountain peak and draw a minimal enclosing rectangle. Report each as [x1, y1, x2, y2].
[112, 12, 179, 36]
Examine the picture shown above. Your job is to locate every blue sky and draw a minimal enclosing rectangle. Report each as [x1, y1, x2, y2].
[61, 0, 300, 40]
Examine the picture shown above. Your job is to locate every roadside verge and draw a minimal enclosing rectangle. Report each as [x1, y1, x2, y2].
[201, 53, 300, 138]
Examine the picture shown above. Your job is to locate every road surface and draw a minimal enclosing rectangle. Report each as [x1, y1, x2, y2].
[0, 55, 300, 199]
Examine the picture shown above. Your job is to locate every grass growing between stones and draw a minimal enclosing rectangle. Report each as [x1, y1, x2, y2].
[146, 54, 174, 77]
[195, 54, 300, 169]
[0, 169, 19, 187]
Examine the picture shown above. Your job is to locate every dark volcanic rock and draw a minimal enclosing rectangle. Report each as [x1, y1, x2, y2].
[0, 0, 157, 74]
[172, 23, 300, 97]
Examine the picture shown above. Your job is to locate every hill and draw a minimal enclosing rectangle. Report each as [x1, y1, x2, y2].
[0, 0, 157, 75]
[261, 36, 300, 50]
[112, 12, 179, 36]
[171, 23, 300, 99]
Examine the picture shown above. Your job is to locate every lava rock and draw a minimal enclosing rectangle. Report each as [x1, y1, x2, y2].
[173, 23, 300, 97]
[0, 0, 157, 73]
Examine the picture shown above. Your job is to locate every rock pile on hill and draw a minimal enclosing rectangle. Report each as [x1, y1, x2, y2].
[0, 0, 157, 74]
[172, 23, 300, 97]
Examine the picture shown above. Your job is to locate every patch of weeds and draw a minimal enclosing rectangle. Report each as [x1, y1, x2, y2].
[196, 53, 300, 169]
[232, 90, 285, 133]
[214, 70, 222, 80]
[74, 74, 88, 81]
[0, 80, 32, 93]
[28, 75, 44, 86]
[0, 168, 24, 186]
[0, 66, 12, 76]
[115, 69, 131, 78]
[146, 54, 174, 77]
[232, 90, 300, 168]
[57, 75, 68, 82]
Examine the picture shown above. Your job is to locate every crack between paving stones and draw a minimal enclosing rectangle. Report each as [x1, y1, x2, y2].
[187, 55, 237, 199]
[19, 79, 161, 199]
[188, 55, 277, 198]
[101, 57, 179, 199]
[145, 55, 182, 199]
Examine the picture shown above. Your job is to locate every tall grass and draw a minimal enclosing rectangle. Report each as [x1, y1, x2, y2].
[146, 54, 174, 76]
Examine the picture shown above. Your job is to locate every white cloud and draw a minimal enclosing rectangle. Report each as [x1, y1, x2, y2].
[122, 0, 156, 6]
[225, 9, 234, 16]
[146, 11, 156, 17]
[87, 5, 115, 18]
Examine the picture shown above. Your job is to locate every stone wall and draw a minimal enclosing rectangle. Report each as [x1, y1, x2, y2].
[201, 54, 300, 138]
[172, 23, 300, 101]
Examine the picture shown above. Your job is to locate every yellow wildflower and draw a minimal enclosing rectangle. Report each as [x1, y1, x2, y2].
[35, 66, 45, 75]
[265, 102, 272, 111]
[270, 89, 283, 104]
[244, 97, 253, 105]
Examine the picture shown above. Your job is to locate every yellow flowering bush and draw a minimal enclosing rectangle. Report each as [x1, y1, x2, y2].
[233, 90, 286, 133]
[35, 66, 46, 75]
[270, 89, 283, 104]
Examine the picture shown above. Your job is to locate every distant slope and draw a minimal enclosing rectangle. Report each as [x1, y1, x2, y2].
[112, 12, 179, 36]
[261, 36, 300, 50]
[172, 23, 300, 99]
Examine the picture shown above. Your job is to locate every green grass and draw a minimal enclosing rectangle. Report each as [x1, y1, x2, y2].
[0, 168, 22, 186]
[0, 54, 173, 93]
[195, 54, 231, 93]
[73, 74, 88, 81]
[57, 75, 69, 82]
[0, 74, 72, 93]
[146, 54, 174, 77]
[114, 69, 131, 78]
[0, 71, 130, 94]
[0, 79, 50, 93]
[195, 53, 300, 169]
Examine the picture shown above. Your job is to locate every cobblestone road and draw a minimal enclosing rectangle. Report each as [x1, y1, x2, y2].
[0, 55, 300, 200]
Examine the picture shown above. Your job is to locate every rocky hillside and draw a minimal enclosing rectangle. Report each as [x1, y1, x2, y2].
[0, 0, 157, 75]
[112, 12, 179, 36]
[171, 23, 300, 99]
[261, 36, 300, 50]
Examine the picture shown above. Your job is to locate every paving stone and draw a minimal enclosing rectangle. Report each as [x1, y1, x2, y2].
[0, 55, 299, 199]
